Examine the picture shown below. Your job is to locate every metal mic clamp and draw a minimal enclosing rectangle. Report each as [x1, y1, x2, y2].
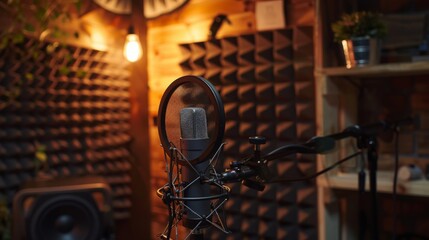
[249, 136, 271, 180]
[242, 179, 265, 191]
[204, 137, 270, 190]
[217, 136, 268, 191]
[249, 136, 266, 160]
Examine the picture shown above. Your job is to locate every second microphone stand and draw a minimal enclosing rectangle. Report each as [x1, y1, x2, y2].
[328, 127, 380, 240]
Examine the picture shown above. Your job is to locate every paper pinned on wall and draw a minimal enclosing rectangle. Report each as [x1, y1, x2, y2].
[255, 0, 286, 31]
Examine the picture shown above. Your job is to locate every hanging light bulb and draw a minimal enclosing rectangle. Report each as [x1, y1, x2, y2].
[124, 26, 142, 62]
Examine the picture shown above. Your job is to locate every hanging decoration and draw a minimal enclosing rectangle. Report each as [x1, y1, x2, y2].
[93, 0, 132, 14]
[144, 0, 189, 19]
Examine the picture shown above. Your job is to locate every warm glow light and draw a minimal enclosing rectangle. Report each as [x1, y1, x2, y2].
[123, 34, 142, 62]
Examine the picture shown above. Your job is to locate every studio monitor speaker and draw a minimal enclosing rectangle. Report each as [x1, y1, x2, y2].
[12, 176, 115, 240]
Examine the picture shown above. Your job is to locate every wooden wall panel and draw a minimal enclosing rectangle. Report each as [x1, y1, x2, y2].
[147, 0, 248, 28]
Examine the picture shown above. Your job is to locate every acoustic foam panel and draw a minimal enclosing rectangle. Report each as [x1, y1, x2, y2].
[0, 38, 132, 220]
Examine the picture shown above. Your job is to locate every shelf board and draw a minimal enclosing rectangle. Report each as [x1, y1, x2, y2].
[322, 172, 429, 197]
[318, 61, 429, 77]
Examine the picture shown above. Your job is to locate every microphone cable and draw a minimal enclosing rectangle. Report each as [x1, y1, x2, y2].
[267, 151, 362, 183]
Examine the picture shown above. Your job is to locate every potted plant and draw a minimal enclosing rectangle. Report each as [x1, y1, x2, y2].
[332, 11, 387, 68]
[0, 199, 11, 240]
[0, 0, 83, 110]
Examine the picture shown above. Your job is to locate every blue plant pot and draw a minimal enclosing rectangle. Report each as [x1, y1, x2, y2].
[341, 36, 381, 68]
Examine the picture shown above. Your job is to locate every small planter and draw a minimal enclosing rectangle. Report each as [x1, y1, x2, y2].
[341, 37, 381, 68]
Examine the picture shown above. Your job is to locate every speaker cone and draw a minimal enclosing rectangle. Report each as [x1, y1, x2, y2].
[28, 194, 101, 240]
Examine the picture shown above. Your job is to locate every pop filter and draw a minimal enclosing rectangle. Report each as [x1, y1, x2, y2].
[157, 75, 225, 165]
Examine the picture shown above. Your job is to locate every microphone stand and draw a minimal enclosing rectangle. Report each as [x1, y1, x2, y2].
[327, 128, 379, 240]
[367, 136, 379, 240]
[358, 152, 366, 240]
[358, 134, 379, 240]
[221, 119, 414, 240]
[326, 116, 417, 240]
[158, 115, 415, 240]
[190, 230, 204, 240]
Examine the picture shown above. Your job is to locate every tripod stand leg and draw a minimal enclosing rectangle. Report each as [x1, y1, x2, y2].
[190, 229, 204, 240]
[358, 169, 366, 240]
[368, 138, 379, 240]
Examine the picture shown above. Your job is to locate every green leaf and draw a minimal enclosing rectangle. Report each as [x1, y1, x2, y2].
[52, 28, 62, 39]
[37, 144, 46, 152]
[64, 52, 72, 63]
[76, 0, 83, 13]
[11, 33, 24, 44]
[24, 23, 35, 32]
[76, 70, 87, 78]
[331, 11, 386, 42]
[35, 151, 47, 162]
[25, 73, 34, 80]
[52, 10, 61, 20]
[36, 6, 46, 22]
[58, 66, 70, 76]
[32, 50, 40, 60]
[0, 38, 9, 49]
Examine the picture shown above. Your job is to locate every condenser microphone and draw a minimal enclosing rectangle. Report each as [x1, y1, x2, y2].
[156, 75, 228, 239]
[180, 107, 211, 229]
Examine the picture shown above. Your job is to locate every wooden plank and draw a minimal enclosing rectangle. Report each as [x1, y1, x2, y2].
[149, 74, 183, 90]
[149, 92, 163, 116]
[148, 43, 182, 60]
[147, 0, 246, 28]
[150, 58, 183, 73]
[287, 0, 315, 26]
[318, 61, 429, 77]
[148, 23, 193, 44]
[148, 11, 255, 44]
[325, 172, 429, 197]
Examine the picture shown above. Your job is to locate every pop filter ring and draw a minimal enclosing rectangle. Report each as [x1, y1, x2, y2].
[157, 75, 225, 165]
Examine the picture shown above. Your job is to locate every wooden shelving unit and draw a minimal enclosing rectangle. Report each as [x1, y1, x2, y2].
[314, 1, 429, 239]
[315, 56, 429, 239]
[315, 60, 429, 197]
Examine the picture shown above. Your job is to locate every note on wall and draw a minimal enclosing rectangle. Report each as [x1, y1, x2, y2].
[255, 0, 286, 31]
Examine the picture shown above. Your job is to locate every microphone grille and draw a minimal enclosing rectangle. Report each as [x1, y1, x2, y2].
[180, 107, 208, 139]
